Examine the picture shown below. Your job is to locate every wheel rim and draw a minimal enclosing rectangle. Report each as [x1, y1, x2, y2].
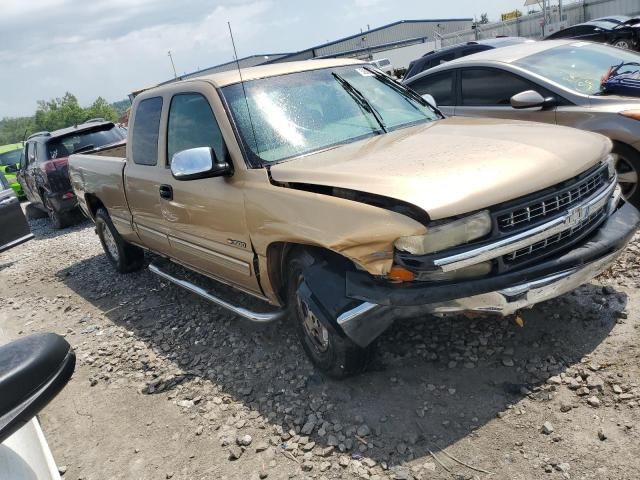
[615, 40, 630, 49]
[616, 155, 638, 200]
[100, 221, 120, 262]
[296, 278, 329, 354]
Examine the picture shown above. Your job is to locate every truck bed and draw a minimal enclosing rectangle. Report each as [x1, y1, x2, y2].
[68, 145, 132, 232]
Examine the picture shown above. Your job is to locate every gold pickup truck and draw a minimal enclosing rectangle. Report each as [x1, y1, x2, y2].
[69, 59, 640, 377]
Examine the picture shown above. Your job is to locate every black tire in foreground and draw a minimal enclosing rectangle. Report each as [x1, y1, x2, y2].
[95, 208, 145, 273]
[613, 143, 640, 210]
[286, 249, 374, 378]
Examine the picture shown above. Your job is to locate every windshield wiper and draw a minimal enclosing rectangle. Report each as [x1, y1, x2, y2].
[363, 66, 443, 117]
[332, 72, 387, 133]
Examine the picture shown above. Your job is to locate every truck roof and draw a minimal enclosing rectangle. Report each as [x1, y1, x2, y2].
[176, 58, 364, 89]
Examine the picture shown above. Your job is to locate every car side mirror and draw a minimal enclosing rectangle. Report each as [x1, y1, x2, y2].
[421, 94, 437, 109]
[4, 165, 17, 174]
[510, 90, 554, 110]
[171, 147, 232, 181]
[0, 333, 75, 445]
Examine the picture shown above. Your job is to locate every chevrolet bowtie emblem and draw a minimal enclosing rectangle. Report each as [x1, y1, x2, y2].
[566, 204, 590, 227]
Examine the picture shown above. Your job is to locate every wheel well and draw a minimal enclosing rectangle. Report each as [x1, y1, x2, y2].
[266, 242, 356, 304]
[85, 194, 106, 219]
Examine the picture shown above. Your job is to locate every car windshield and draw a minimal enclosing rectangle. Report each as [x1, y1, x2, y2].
[46, 124, 126, 159]
[0, 149, 22, 166]
[515, 42, 640, 95]
[222, 65, 438, 163]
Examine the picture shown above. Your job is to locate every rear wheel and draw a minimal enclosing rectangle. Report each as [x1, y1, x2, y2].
[286, 249, 374, 378]
[613, 39, 632, 50]
[95, 208, 144, 273]
[43, 195, 71, 230]
[613, 144, 640, 208]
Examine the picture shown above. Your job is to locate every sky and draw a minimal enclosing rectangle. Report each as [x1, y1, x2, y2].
[1, 0, 531, 117]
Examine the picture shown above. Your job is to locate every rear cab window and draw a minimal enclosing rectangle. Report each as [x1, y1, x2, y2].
[47, 124, 125, 159]
[131, 97, 163, 166]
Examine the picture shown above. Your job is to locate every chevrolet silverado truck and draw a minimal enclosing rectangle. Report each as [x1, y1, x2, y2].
[69, 59, 640, 377]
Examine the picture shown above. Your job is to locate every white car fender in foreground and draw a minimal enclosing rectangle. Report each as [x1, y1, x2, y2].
[0, 417, 61, 480]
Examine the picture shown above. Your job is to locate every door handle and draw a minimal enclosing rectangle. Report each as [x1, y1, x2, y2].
[159, 184, 173, 200]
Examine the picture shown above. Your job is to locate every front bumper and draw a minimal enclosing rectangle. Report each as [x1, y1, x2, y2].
[301, 202, 639, 347]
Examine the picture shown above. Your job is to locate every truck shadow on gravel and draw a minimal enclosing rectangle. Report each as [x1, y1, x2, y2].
[57, 253, 627, 473]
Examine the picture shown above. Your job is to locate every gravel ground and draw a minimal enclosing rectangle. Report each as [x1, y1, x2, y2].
[1, 212, 639, 480]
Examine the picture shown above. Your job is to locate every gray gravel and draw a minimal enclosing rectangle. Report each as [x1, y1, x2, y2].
[1, 212, 639, 479]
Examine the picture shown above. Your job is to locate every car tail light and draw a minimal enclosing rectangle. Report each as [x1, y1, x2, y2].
[42, 157, 69, 172]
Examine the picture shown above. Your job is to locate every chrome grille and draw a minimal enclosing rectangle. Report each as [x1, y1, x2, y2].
[498, 167, 608, 231]
[504, 205, 607, 263]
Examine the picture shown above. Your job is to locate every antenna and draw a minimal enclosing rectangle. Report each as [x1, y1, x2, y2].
[228, 21, 259, 154]
[168, 50, 177, 79]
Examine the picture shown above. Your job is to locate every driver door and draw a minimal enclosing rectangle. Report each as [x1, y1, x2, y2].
[0, 173, 33, 252]
[454, 68, 557, 124]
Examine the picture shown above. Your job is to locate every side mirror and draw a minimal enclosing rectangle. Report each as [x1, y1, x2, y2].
[510, 90, 555, 110]
[4, 164, 17, 174]
[421, 94, 437, 109]
[170, 147, 232, 181]
[0, 333, 75, 444]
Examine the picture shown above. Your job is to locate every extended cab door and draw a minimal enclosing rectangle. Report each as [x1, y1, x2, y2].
[0, 173, 33, 252]
[160, 88, 260, 294]
[124, 96, 172, 254]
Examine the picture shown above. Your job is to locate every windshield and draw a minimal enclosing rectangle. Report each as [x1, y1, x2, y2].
[515, 42, 640, 95]
[221, 66, 438, 163]
[46, 124, 126, 159]
[0, 148, 22, 166]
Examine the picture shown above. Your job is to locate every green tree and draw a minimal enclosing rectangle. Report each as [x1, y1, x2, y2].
[85, 97, 118, 122]
[33, 92, 85, 131]
[0, 116, 35, 145]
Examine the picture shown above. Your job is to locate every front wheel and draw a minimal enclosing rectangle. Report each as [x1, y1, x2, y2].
[613, 144, 640, 209]
[95, 208, 145, 273]
[287, 250, 374, 378]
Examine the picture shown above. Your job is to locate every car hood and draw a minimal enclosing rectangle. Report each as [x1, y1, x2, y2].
[269, 117, 611, 220]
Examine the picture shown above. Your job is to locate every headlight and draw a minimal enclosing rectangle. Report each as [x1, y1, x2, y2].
[395, 210, 492, 255]
[605, 153, 616, 180]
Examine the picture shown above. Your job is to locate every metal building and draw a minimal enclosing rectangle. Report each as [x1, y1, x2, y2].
[166, 18, 473, 83]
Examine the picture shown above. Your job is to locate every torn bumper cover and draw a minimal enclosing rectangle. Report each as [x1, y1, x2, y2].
[299, 202, 639, 348]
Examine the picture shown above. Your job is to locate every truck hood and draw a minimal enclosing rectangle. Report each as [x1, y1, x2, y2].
[269, 117, 611, 220]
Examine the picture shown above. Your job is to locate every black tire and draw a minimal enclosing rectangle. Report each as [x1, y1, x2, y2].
[42, 195, 71, 229]
[286, 249, 374, 378]
[95, 208, 145, 273]
[612, 143, 640, 209]
[25, 203, 47, 220]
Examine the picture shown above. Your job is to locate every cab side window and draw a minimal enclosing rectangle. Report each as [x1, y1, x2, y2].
[166, 93, 224, 164]
[25, 142, 36, 167]
[408, 71, 454, 106]
[132, 96, 163, 166]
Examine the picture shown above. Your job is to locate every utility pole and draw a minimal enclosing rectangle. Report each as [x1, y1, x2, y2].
[168, 50, 177, 79]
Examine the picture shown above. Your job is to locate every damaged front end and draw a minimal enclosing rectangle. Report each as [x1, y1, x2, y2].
[296, 161, 640, 348]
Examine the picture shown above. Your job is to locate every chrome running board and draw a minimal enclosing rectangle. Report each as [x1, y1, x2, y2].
[149, 263, 287, 323]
